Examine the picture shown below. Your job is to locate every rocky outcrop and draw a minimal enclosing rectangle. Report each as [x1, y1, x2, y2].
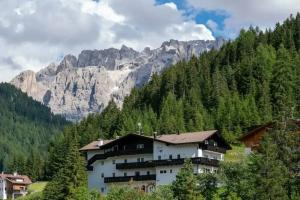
[11, 38, 225, 121]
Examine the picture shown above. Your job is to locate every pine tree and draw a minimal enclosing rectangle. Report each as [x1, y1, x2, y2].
[43, 128, 87, 200]
[248, 135, 289, 200]
[171, 159, 198, 200]
[271, 44, 295, 120]
[197, 173, 218, 200]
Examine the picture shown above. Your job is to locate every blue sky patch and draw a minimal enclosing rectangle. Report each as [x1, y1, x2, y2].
[155, 0, 228, 37]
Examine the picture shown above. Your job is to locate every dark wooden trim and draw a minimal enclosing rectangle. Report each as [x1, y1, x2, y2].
[200, 144, 227, 153]
[116, 157, 220, 169]
[87, 148, 153, 168]
[104, 175, 156, 183]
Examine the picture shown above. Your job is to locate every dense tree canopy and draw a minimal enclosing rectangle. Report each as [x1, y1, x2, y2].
[73, 14, 300, 144]
[0, 83, 68, 180]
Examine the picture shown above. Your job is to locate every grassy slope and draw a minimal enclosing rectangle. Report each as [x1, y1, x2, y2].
[224, 145, 246, 163]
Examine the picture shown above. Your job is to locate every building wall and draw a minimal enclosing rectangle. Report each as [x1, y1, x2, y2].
[202, 150, 223, 161]
[242, 128, 267, 150]
[87, 140, 225, 194]
[87, 150, 104, 160]
[153, 141, 198, 160]
[87, 152, 155, 193]
[0, 178, 7, 200]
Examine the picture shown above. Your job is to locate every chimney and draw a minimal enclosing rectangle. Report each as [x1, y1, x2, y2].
[177, 130, 180, 135]
[153, 132, 157, 139]
[97, 139, 104, 147]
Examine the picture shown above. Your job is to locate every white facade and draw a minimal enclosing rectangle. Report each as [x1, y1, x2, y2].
[0, 177, 7, 200]
[82, 132, 229, 194]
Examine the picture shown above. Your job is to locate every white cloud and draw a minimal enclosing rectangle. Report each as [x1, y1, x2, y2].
[188, 0, 300, 37]
[0, 0, 214, 82]
[206, 19, 218, 32]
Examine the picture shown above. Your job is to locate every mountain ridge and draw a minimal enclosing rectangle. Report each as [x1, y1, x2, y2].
[11, 38, 225, 121]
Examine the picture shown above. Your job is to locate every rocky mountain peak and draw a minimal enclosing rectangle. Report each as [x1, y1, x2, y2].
[11, 39, 225, 121]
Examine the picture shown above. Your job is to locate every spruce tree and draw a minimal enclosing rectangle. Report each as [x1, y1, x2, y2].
[171, 159, 198, 200]
[43, 128, 88, 200]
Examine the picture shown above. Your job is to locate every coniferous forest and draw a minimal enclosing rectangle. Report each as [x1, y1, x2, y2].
[0, 83, 68, 180]
[7, 14, 300, 200]
[75, 14, 300, 143]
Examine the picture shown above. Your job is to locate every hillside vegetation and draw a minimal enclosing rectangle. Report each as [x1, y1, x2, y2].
[75, 14, 300, 144]
[41, 14, 300, 200]
[0, 83, 68, 180]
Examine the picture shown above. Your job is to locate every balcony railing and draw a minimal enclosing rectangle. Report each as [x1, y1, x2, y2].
[104, 175, 156, 183]
[87, 148, 153, 166]
[116, 157, 219, 169]
[201, 144, 227, 153]
[192, 157, 220, 167]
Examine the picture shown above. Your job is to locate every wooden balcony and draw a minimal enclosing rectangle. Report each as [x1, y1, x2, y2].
[191, 157, 220, 167]
[116, 157, 219, 169]
[87, 148, 153, 166]
[201, 144, 227, 153]
[104, 174, 156, 183]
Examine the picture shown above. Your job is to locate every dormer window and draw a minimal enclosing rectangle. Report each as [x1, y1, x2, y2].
[137, 144, 144, 149]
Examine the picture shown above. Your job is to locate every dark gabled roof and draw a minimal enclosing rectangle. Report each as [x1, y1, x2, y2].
[0, 173, 32, 185]
[79, 139, 113, 151]
[155, 130, 218, 144]
[98, 134, 154, 149]
[239, 122, 273, 141]
[81, 130, 231, 151]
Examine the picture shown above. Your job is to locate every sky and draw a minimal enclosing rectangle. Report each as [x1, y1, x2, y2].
[0, 0, 299, 82]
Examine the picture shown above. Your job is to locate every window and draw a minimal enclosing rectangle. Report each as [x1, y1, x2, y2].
[160, 170, 164, 174]
[135, 171, 140, 176]
[141, 158, 144, 162]
[124, 159, 127, 163]
[112, 173, 115, 177]
[170, 169, 173, 173]
[205, 140, 209, 145]
[214, 142, 217, 146]
[124, 172, 127, 177]
[214, 169, 218, 173]
[158, 155, 161, 160]
[112, 160, 115, 164]
[204, 168, 210, 173]
[204, 154, 209, 158]
[113, 145, 118, 151]
[101, 173, 104, 178]
[177, 154, 180, 159]
[101, 188, 105, 193]
[213, 156, 218, 160]
[137, 144, 144, 149]
[147, 171, 150, 175]
[169, 154, 172, 159]
[137, 158, 140, 162]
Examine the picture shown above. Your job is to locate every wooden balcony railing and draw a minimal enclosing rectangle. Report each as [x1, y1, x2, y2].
[87, 148, 153, 166]
[200, 144, 227, 153]
[116, 157, 220, 169]
[104, 174, 156, 183]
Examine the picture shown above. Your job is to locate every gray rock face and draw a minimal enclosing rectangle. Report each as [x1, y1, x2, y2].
[11, 38, 225, 121]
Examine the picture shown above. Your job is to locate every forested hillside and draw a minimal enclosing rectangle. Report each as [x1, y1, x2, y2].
[39, 14, 300, 200]
[0, 83, 68, 180]
[75, 14, 300, 143]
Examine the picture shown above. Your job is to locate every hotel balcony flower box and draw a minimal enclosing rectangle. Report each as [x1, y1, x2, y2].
[104, 174, 156, 183]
